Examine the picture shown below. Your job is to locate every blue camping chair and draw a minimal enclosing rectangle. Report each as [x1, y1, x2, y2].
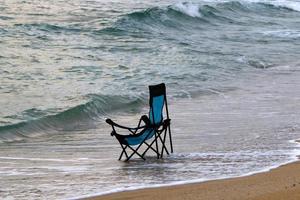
[106, 83, 173, 161]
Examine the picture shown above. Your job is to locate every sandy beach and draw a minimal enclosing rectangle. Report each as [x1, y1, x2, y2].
[86, 161, 300, 200]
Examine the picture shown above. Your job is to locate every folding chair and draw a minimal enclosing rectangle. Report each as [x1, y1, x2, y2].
[106, 83, 173, 161]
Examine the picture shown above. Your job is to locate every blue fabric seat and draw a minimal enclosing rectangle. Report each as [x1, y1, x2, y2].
[125, 128, 155, 145]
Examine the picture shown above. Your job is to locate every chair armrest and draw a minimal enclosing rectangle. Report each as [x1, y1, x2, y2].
[141, 115, 150, 125]
[105, 118, 147, 130]
[163, 118, 171, 126]
[147, 118, 171, 130]
[159, 118, 171, 130]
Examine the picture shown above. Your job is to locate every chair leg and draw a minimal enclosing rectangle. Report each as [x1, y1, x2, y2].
[140, 131, 161, 159]
[119, 145, 128, 161]
[126, 143, 146, 161]
[143, 141, 159, 155]
[141, 130, 170, 158]
[141, 141, 158, 158]
[119, 150, 124, 161]
[116, 126, 171, 161]
[159, 128, 169, 158]
[124, 147, 129, 159]
[168, 125, 174, 153]
[154, 132, 159, 159]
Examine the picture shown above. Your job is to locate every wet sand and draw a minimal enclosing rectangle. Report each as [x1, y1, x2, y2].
[85, 161, 300, 200]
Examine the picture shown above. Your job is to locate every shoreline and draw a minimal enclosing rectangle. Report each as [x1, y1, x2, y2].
[83, 158, 300, 200]
[76, 137, 300, 200]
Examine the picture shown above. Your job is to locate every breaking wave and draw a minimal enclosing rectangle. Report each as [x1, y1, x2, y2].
[97, 1, 300, 35]
[0, 94, 145, 142]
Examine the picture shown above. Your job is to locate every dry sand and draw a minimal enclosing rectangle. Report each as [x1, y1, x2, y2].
[85, 161, 300, 200]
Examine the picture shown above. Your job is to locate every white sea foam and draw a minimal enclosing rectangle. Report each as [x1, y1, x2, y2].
[0, 156, 95, 162]
[242, 0, 300, 11]
[262, 29, 300, 39]
[172, 0, 300, 19]
[173, 2, 202, 17]
[75, 139, 300, 200]
[268, 0, 300, 12]
[205, 0, 300, 12]
[74, 150, 300, 200]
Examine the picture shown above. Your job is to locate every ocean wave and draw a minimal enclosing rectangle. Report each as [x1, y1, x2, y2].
[0, 94, 145, 143]
[0, 15, 13, 20]
[255, 0, 300, 12]
[96, 1, 299, 36]
[14, 23, 83, 33]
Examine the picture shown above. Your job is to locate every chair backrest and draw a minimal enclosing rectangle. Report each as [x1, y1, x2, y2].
[148, 83, 168, 125]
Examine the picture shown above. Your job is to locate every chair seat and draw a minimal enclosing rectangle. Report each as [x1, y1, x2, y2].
[122, 128, 155, 146]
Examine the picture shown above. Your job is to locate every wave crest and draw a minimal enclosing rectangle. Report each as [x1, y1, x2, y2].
[173, 2, 202, 18]
[0, 94, 145, 143]
[96, 1, 300, 36]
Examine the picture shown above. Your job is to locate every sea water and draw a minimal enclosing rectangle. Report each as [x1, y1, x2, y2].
[0, 0, 300, 199]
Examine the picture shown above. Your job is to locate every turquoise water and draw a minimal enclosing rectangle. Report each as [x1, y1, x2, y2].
[1, 0, 300, 199]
